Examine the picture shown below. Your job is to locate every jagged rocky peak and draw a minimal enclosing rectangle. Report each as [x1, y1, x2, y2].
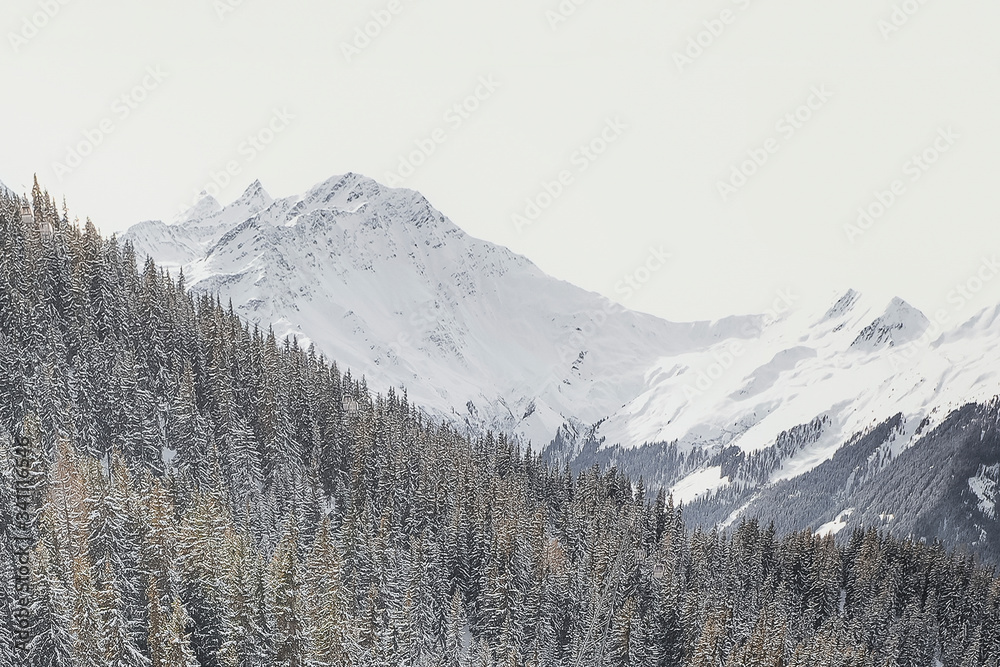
[851, 296, 930, 351]
[236, 179, 273, 211]
[300, 172, 381, 211]
[286, 174, 464, 248]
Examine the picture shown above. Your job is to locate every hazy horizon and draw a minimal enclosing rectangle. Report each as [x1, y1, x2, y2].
[3, 0, 999, 323]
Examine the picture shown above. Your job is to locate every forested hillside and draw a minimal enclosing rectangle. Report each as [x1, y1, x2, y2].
[2, 183, 1000, 666]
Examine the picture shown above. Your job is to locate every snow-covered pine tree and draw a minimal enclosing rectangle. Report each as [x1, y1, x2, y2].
[268, 517, 307, 667]
[97, 561, 149, 667]
[162, 597, 199, 667]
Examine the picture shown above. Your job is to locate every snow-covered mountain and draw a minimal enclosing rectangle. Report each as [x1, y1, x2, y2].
[577, 287, 1000, 557]
[123, 173, 1000, 558]
[123, 174, 750, 446]
[594, 289, 983, 470]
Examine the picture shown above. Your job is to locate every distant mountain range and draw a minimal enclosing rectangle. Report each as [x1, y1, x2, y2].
[123, 173, 1000, 561]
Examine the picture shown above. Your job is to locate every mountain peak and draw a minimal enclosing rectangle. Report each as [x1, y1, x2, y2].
[231, 179, 274, 216]
[176, 193, 222, 224]
[301, 172, 384, 210]
[237, 179, 271, 205]
[851, 296, 929, 351]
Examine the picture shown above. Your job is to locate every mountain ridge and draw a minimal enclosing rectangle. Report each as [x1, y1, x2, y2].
[122, 173, 1000, 559]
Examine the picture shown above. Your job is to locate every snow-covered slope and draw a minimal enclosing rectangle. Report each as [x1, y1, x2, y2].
[124, 174, 748, 446]
[592, 285, 1000, 543]
[596, 289, 946, 456]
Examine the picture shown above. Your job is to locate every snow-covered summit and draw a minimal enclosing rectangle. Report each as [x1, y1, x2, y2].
[177, 193, 222, 224]
[850, 297, 930, 351]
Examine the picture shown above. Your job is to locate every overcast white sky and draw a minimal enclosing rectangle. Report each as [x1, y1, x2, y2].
[2, 0, 999, 322]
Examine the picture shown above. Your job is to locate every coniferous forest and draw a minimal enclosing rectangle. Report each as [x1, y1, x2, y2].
[3, 183, 1000, 667]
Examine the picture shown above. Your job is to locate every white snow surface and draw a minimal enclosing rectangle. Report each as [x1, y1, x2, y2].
[124, 174, 1000, 500]
[817, 509, 855, 537]
[669, 467, 730, 505]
